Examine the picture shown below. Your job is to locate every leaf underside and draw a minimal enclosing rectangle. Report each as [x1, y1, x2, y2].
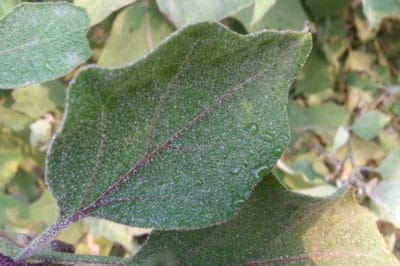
[0, 2, 91, 89]
[131, 174, 399, 265]
[46, 22, 312, 229]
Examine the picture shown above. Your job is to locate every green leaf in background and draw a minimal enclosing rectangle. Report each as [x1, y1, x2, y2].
[236, 0, 308, 32]
[46, 80, 67, 108]
[362, 0, 400, 28]
[295, 44, 335, 97]
[332, 126, 350, 151]
[6, 167, 41, 203]
[0, 147, 20, 188]
[352, 110, 390, 140]
[0, 2, 91, 89]
[287, 100, 312, 142]
[74, 0, 137, 26]
[0, 105, 33, 131]
[131, 175, 398, 265]
[98, 0, 174, 67]
[46, 22, 312, 229]
[347, 71, 380, 92]
[0, 193, 28, 234]
[11, 84, 56, 119]
[288, 101, 350, 139]
[303, 0, 349, 22]
[250, 0, 276, 26]
[0, 0, 18, 18]
[156, 0, 255, 28]
[308, 103, 350, 129]
[370, 181, 400, 228]
[29, 190, 58, 228]
[378, 148, 400, 180]
[286, 159, 325, 183]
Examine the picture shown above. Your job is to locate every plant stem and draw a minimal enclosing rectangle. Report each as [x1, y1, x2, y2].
[14, 214, 78, 263]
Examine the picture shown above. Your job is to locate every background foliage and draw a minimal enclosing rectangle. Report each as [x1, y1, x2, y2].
[0, 0, 400, 263]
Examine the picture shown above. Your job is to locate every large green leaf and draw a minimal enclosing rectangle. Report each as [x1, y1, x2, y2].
[131, 175, 399, 265]
[98, 0, 174, 67]
[0, 2, 91, 89]
[74, 0, 137, 26]
[156, 0, 255, 28]
[46, 22, 312, 229]
[362, 0, 400, 28]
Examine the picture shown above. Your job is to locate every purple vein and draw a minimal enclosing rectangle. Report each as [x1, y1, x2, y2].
[94, 188, 212, 208]
[79, 68, 268, 216]
[78, 108, 106, 209]
[146, 88, 166, 152]
[145, 44, 197, 152]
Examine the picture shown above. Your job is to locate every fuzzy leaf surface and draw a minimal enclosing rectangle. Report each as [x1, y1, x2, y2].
[47, 22, 311, 229]
[131, 175, 399, 265]
[0, 2, 91, 89]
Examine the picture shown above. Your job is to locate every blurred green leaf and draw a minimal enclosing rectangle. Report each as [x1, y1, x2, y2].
[250, 0, 275, 26]
[352, 110, 390, 140]
[29, 190, 57, 228]
[286, 160, 324, 183]
[0, 193, 28, 232]
[132, 175, 398, 265]
[378, 148, 400, 181]
[287, 100, 312, 142]
[332, 126, 350, 151]
[11, 84, 56, 119]
[45, 80, 66, 108]
[0, 2, 91, 89]
[392, 99, 400, 116]
[74, 0, 137, 26]
[362, 0, 400, 28]
[347, 71, 379, 92]
[303, 0, 348, 21]
[236, 0, 308, 32]
[370, 180, 400, 227]
[98, 0, 174, 67]
[308, 102, 350, 129]
[0, 147, 20, 188]
[0, 0, 18, 18]
[156, 0, 255, 28]
[337, 135, 385, 165]
[0, 105, 33, 131]
[6, 167, 41, 203]
[295, 44, 335, 96]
